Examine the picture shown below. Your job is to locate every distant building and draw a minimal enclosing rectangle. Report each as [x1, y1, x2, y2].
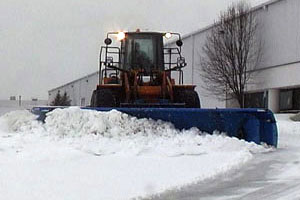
[9, 96, 16, 101]
[0, 99, 48, 109]
[48, 0, 300, 112]
[48, 72, 99, 106]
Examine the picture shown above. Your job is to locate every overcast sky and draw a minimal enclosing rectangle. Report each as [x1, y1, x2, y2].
[0, 0, 268, 100]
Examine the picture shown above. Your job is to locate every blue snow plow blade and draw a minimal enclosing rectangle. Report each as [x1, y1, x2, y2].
[31, 107, 278, 147]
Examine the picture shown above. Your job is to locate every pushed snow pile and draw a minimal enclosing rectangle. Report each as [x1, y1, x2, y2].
[0, 107, 268, 157]
[45, 107, 177, 137]
[0, 110, 41, 133]
[42, 107, 267, 157]
[290, 112, 300, 122]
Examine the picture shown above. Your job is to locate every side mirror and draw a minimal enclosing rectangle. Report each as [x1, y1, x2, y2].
[176, 40, 183, 47]
[104, 38, 112, 45]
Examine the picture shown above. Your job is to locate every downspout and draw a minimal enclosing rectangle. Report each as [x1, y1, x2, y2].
[191, 34, 195, 84]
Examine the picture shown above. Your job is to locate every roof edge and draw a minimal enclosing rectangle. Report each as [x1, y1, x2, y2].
[48, 71, 99, 93]
[166, 0, 285, 44]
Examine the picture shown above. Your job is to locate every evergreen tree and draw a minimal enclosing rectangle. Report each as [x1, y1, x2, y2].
[51, 91, 71, 106]
[61, 92, 71, 106]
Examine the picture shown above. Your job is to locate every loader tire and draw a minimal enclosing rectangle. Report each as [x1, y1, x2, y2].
[90, 90, 96, 107]
[90, 89, 117, 107]
[176, 90, 201, 108]
[237, 128, 246, 140]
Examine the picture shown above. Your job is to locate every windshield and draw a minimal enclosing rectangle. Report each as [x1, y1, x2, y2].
[123, 34, 163, 74]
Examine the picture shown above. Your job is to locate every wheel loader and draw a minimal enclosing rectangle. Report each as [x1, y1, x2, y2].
[32, 30, 278, 147]
[90, 31, 200, 108]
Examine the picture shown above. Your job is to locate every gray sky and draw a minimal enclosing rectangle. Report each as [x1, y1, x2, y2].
[0, 0, 267, 100]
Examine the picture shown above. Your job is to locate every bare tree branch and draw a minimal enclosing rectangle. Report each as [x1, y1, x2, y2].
[200, 1, 262, 107]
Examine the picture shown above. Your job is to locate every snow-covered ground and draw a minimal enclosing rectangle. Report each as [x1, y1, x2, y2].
[0, 106, 21, 116]
[0, 107, 295, 200]
[148, 113, 300, 200]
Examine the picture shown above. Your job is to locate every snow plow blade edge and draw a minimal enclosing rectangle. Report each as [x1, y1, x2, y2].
[31, 107, 278, 147]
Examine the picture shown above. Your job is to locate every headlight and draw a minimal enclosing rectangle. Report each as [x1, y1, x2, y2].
[165, 32, 172, 39]
[117, 32, 125, 40]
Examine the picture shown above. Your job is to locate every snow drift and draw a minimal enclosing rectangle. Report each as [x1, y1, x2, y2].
[1, 107, 267, 157]
[0, 109, 41, 133]
[45, 107, 178, 137]
[290, 112, 300, 122]
[0, 107, 271, 200]
[276, 114, 300, 136]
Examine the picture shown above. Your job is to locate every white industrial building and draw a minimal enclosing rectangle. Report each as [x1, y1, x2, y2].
[49, 0, 300, 113]
[49, 72, 99, 107]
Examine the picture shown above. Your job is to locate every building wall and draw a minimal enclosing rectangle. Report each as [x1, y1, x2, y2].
[48, 72, 99, 106]
[174, 31, 226, 108]
[257, 0, 300, 71]
[167, 0, 300, 112]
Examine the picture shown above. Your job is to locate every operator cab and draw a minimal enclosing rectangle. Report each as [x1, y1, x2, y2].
[100, 31, 186, 85]
[121, 32, 164, 75]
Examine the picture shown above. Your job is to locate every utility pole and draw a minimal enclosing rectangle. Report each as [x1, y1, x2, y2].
[18, 95, 22, 107]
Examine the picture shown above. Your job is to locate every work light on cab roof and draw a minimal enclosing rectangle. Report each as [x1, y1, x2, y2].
[164, 32, 172, 39]
[117, 31, 126, 40]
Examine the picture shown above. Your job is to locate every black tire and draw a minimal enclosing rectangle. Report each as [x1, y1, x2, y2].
[237, 128, 246, 140]
[90, 90, 96, 107]
[90, 89, 117, 107]
[175, 90, 201, 108]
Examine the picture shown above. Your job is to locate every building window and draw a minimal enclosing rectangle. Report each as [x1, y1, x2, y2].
[280, 88, 300, 111]
[10, 96, 16, 101]
[244, 91, 268, 108]
[280, 90, 293, 110]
